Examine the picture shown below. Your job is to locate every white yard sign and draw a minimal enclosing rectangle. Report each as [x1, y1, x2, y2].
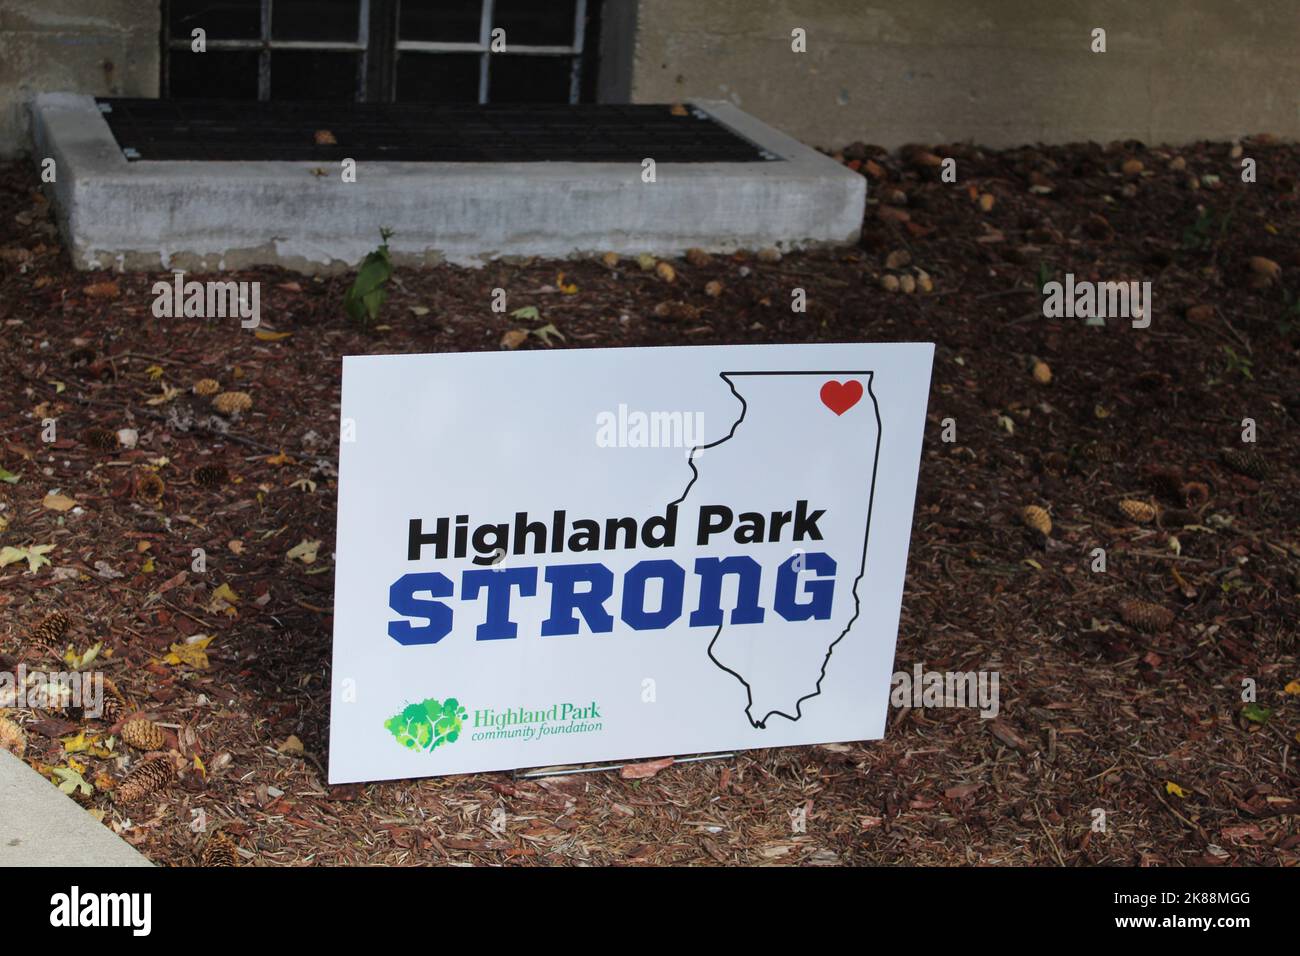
[328, 343, 934, 782]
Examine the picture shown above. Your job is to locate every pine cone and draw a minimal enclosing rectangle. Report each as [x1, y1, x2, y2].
[1040, 451, 1069, 475]
[95, 676, 126, 724]
[1021, 505, 1052, 536]
[1119, 499, 1157, 524]
[113, 756, 176, 804]
[192, 378, 221, 397]
[1220, 448, 1270, 480]
[212, 391, 253, 416]
[200, 831, 240, 867]
[99, 692, 124, 724]
[121, 718, 166, 752]
[83, 427, 118, 450]
[0, 716, 25, 757]
[31, 610, 71, 644]
[1150, 468, 1185, 504]
[1180, 481, 1210, 509]
[1119, 598, 1175, 632]
[134, 471, 165, 501]
[192, 463, 229, 488]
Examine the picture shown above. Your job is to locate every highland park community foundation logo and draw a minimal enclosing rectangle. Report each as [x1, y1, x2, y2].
[383, 697, 467, 752]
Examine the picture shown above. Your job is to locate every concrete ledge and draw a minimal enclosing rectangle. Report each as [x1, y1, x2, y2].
[30, 93, 864, 273]
[0, 750, 152, 866]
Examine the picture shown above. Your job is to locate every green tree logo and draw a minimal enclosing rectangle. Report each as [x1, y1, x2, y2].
[384, 697, 467, 753]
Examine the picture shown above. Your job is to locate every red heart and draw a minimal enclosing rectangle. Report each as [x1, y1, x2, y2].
[820, 379, 862, 416]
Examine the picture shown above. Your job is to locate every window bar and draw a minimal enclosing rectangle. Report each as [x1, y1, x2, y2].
[478, 0, 496, 104]
[356, 0, 371, 101]
[569, 0, 587, 104]
[259, 0, 273, 100]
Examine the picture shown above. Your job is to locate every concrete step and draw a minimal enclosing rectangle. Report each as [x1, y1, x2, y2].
[0, 751, 152, 867]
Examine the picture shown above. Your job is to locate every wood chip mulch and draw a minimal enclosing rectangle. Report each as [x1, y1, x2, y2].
[0, 133, 1297, 866]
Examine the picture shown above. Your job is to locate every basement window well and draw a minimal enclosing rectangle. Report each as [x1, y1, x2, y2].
[97, 99, 774, 163]
[33, 94, 865, 273]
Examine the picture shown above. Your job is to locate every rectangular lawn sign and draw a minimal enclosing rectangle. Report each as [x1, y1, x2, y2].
[329, 343, 934, 782]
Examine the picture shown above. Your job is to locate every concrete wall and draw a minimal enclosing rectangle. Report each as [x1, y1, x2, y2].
[0, 0, 159, 159]
[629, 0, 1300, 149]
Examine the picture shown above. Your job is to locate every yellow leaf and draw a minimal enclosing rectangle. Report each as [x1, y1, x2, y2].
[142, 557, 155, 573]
[254, 329, 292, 341]
[207, 582, 240, 614]
[164, 633, 215, 669]
[63, 641, 102, 671]
[42, 492, 77, 512]
[1165, 781, 1189, 799]
[265, 449, 295, 466]
[48, 380, 66, 394]
[1284, 680, 1300, 695]
[145, 383, 182, 406]
[556, 272, 578, 295]
[62, 732, 111, 757]
[145, 365, 164, 381]
[193, 754, 206, 778]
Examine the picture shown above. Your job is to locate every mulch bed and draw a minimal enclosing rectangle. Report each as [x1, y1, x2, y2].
[0, 133, 1297, 866]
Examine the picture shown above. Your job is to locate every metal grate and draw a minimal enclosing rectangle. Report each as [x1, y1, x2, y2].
[97, 98, 777, 163]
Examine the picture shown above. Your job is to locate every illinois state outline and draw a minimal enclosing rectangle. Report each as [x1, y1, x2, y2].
[673, 371, 881, 728]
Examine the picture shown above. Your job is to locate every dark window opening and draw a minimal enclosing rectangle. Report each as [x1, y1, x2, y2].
[162, 0, 605, 104]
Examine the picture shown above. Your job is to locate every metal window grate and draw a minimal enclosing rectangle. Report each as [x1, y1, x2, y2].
[96, 98, 778, 163]
[163, 0, 599, 105]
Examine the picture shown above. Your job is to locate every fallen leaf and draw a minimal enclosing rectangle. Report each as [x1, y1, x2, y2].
[94, 560, 123, 579]
[530, 323, 565, 347]
[51, 766, 93, 798]
[286, 539, 321, 564]
[1166, 781, 1189, 798]
[278, 735, 304, 755]
[510, 305, 540, 321]
[1240, 703, 1271, 725]
[41, 492, 76, 511]
[254, 329, 292, 341]
[0, 543, 55, 574]
[500, 329, 528, 350]
[264, 450, 295, 466]
[63, 642, 102, 671]
[0, 466, 18, 484]
[207, 582, 240, 614]
[164, 634, 215, 669]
